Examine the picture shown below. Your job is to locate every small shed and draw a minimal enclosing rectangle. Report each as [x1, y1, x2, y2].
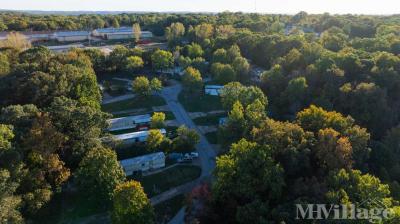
[119, 152, 166, 175]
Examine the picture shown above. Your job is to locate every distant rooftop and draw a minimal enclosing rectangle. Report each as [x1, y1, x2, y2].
[54, 31, 90, 36]
[94, 26, 152, 34]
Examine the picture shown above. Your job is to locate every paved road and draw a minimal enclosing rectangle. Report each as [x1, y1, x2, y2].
[150, 83, 216, 205]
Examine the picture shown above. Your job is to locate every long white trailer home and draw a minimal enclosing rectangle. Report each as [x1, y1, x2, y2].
[107, 114, 151, 131]
[120, 152, 166, 175]
[114, 129, 166, 145]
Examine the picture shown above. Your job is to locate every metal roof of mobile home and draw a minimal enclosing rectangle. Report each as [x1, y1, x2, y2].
[119, 152, 165, 167]
[108, 114, 151, 125]
[114, 129, 166, 141]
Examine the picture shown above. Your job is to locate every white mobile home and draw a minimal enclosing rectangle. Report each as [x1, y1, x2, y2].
[54, 31, 90, 42]
[107, 114, 151, 132]
[205, 85, 224, 96]
[92, 27, 153, 40]
[120, 152, 166, 175]
[114, 129, 166, 144]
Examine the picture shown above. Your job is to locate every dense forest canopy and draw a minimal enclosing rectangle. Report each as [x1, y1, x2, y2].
[1, 11, 400, 223]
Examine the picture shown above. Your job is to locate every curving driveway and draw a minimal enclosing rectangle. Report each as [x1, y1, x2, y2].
[150, 83, 217, 205]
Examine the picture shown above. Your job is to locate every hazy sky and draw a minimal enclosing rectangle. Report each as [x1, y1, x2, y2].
[1, 0, 399, 15]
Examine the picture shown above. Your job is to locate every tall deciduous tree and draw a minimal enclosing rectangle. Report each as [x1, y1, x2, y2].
[75, 146, 125, 203]
[112, 180, 154, 224]
[182, 67, 203, 93]
[151, 50, 173, 72]
[132, 23, 141, 43]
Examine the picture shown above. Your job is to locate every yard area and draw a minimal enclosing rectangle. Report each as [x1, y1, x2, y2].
[32, 192, 107, 224]
[192, 113, 226, 126]
[178, 92, 223, 112]
[135, 165, 201, 197]
[155, 194, 186, 223]
[101, 95, 167, 113]
[205, 131, 218, 144]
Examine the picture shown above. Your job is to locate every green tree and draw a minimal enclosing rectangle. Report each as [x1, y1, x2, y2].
[182, 67, 203, 93]
[232, 57, 250, 82]
[150, 112, 165, 129]
[151, 50, 173, 72]
[185, 43, 204, 59]
[172, 125, 200, 151]
[210, 63, 236, 84]
[132, 23, 141, 43]
[112, 180, 154, 224]
[326, 169, 394, 210]
[315, 128, 353, 171]
[146, 129, 165, 152]
[111, 18, 120, 28]
[0, 53, 10, 77]
[132, 76, 151, 97]
[125, 56, 144, 72]
[220, 82, 267, 110]
[109, 45, 130, 71]
[213, 139, 284, 223]
[150, 78, 162, 93]
[165, 22, 185, 45]
[0, 169, 23, 224]
[0, 124, 14, 154]
[75, 146, 125, 203]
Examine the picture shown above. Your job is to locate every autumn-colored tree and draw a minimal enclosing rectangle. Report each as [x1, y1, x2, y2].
[112, 180, 154, 224]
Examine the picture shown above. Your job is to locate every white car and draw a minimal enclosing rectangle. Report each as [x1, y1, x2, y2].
[190, 152, 199, 159]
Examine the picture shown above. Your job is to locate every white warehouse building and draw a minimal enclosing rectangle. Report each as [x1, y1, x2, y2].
[54, 31, 90, 42]
[107, 114, 151, 132]
[92, 27, 153, 40]
[114, 129, 166, 145]
[120, 152, 166, 175]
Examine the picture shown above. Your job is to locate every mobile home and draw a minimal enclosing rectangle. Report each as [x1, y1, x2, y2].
[119, 152, 166, 175]
[205, 85, 224, 96]
[107, 114, 151, 132]
[114, 129, 166, 145]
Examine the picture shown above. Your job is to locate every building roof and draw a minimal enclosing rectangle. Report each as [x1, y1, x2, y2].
[205, 85, 224, 89]
[114, 129, 166, 141]
[119, 152, 165, 167]
[54, 31, 90, 37]
[47, 44, 84, 50]
[108, 114, 151, 126]
[94, 27, 152, 34]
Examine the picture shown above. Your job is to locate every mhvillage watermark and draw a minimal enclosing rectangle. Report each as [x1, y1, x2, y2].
[295, 199, 394, 222]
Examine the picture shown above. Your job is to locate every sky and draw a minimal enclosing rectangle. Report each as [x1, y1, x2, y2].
[1, 0, 399, 15]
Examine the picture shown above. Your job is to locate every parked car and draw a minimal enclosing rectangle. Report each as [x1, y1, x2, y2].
[190, 152, 199, 159]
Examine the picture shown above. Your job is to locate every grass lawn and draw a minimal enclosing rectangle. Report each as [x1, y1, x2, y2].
[102, 95, 166, 113]
[178, 92, 223, 112]
[192, 113, 226, 126]
[135, 165, 201, 197]
[155, 194, 185, 223]
[205, 131, 218, 144]
[32, 192, 106, 224]
[111, 110, 175, 121]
